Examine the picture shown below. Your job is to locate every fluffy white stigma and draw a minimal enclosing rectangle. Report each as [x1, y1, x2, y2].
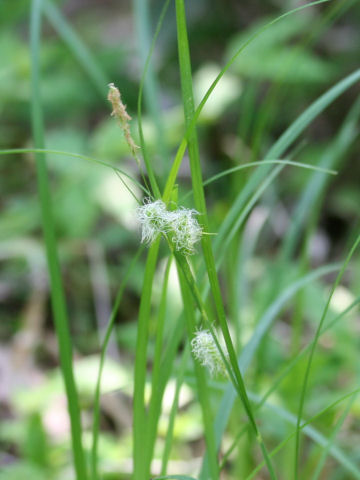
[136, 200, 202, 255]
[136, 199, 169, 244]
[191, 329, 227, 377]
[167, 208, 202, 255]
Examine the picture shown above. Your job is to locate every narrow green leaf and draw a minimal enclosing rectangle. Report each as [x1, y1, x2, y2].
[200, 263, 339, 478]
[133, 239, 161, 480]
[91, 247, 143, 480]
[294, 234, 360, 478]
[0, 148, 150, 196]
[30, 1, 87, 479]
[43, 0, 108, 97]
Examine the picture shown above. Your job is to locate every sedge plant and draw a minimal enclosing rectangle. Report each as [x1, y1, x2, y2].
[25, 0, 360, 479]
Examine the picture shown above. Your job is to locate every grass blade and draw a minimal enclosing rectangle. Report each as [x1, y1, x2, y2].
[294, 233, 360, 478]
[281, 97, 360, 260]
[30, 1, 87, 479]
[163, 0, 331, 204]
[0, 148, 150, 196]
[91, 246, 143, 480]
[134, 0, 169, 180]
[246, 388, 360, 480]
[311, 393, 359, 480]
[199, 263, 339, 477]
[160, 347, 190, 476]
[133, 239, 161, 480]
[42, 0, 108, 97]
[177, 264, 219, 480]
[175, 0, 278, 476]
[144, 256, 173, 474]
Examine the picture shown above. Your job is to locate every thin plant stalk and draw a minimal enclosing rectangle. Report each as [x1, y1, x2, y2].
[177, 266, 219, 480]
[133, 239, 161, 480]
[144, 256, 173, 474]
[294, 233, 360, 478]
[91, 246, 143, 480]
[174, 0, 277, 476]
[30, 1, 87, 479]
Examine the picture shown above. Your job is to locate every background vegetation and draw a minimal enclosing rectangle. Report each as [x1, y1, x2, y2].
[1, 0, 360, 479]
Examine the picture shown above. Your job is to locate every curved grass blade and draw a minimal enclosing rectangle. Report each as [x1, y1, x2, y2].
[160, 347, 190, 476]
[163, 0, 331, 201]
[311, 393, 359, 480]
[91, 246, 144, 480]
[133, 239, 161, 480]
[245, 388, 360, 480]
[281, 97, 360, 260]
[177, 264, 219, 480]
[0, 148, 151, 197]
[181, 158, 337, 202]
[249, 0, 355, 160]
[137, 0, 171, 199]
[42, 0, 108, 97]
[144, 256, 173, 475]
[175, 3, 277, 475]
[135, 0, 170, 182]
[220, 296, 360, 471]
[213, 67, 360, 262]
[294, 233, 360, 478]
[202, 159, 337, 187]
[199, 263, 339, 479]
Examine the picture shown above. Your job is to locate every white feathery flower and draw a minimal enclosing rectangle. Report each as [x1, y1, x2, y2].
[136, 200, 203, 255]
[191, 329, 227, 377]
[168, 208, 202, 255]
[136, 199, 169, 244]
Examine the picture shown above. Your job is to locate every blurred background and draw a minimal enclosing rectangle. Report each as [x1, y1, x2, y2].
[1, 0, 360, 479]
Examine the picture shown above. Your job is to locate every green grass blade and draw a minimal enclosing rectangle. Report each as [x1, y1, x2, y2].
[257, 297, 360, 411]
[245, 388, 360, 480]
[175, 0, 277, 476]
[30, 1, 87, 479]
[136, 0, 171, 199]
[134, 0, 169, 182]
[281, 97, 360, 260]
[239, 263, 339, 371]
[144, 256, 173, 474]
[0, 148, 151, 196]
[91, 246, 143, 480]
[163, 0, 330, 204]
[133, 239, 161, 480]
[213, 68, 360, 262]
[200, 263, 339, 477]
[249, 0, 354, 160]
[220, 296, 360, 470]
[180, 157, 337, 203]
[202, 159, 337, 188]
[42, 0, 108, 97]
[294, 233, 360, 478]
[160, 347, 190, 476]
[267, 68, 360, 159]
[177, 264, 219, 480]
[311, 393, 359, 480]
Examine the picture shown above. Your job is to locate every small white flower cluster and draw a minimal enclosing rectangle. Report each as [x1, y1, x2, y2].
[191, 329, 228, 377]
[136, 199, 202, 255]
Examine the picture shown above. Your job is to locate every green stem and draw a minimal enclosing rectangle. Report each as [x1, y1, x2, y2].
[177, 265, 219, 480]
[30, 1, 87, 479]
[294, 234, 360, 478]
[91, 247, 143, 480]
[174, 0, 276, 477]
[144, 256, 173, 474]
[133, 239, 161, 480]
